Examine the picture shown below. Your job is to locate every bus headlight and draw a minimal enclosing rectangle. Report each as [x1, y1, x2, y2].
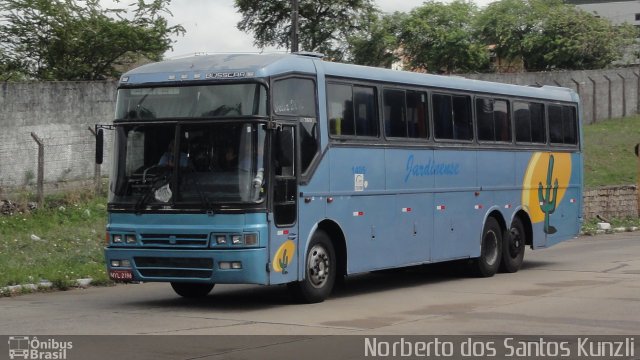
[113, 234, 123, 244]
[231, 235, 242, 245]
[215, 235, 227, 245]
[125, 234, 137, 244]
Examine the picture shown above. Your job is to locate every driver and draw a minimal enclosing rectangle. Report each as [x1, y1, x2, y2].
[158, 140, 188, 167]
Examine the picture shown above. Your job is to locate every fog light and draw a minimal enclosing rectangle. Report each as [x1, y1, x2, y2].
[231, 235, 242, 245]
[231, 261, 242, 269]
[121, 259, 131, 267]
[125, 234, 137, 244]
[111, 260, 121, 267]
[216, 235, 227, 245]
[244, 233, 257, 246]
[113, 235, 123, 243]
[219, 262, 231, 270]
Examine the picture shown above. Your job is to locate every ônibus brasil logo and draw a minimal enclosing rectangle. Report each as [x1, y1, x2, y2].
[8, 336, 72, 360]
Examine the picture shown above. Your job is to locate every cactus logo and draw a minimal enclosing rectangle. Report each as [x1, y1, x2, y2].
[522, 152, 572, 234]
[273, 240, 295, 274]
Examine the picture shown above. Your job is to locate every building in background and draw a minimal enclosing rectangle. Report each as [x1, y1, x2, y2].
[566, 0, 640, 26]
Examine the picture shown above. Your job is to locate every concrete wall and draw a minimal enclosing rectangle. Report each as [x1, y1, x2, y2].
[0, 81, 116, 197]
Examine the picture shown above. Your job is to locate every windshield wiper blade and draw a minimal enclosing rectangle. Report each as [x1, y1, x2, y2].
[192, 178, 216, 216]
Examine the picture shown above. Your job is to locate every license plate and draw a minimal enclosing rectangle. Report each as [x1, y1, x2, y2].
[109, 269, 133, 281]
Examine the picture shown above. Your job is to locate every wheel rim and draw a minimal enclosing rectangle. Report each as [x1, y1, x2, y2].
[508, 226, 523, 258]
[307, 244, 330, 289]
[483, 229, 499, 266]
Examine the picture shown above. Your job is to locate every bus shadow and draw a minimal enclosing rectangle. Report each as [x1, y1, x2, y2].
[123, 260, 557, 310]
[124, 284, 294, 311]
[332, 259, 556, 299]
[332, 260, 471, 299]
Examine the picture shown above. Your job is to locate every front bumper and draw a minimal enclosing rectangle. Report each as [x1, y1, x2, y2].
[105, 247, 269, 285]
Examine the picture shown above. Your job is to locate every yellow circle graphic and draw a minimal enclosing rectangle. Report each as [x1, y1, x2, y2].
[273, 240, 295, 273]
[522, 152, 572, 223]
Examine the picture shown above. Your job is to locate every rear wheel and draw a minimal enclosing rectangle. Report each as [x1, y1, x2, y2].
[170, 282, 214, 298]
[500, 217, 526, 273]
[288, 230, 336, 303]
[471, 217, 502, 277]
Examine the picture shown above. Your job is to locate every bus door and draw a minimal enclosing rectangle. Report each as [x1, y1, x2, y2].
[269, 124, 299, 284]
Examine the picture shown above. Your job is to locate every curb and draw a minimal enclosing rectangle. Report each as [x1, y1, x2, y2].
[0, 278, 93, 296]
[580, 226, 639, 236]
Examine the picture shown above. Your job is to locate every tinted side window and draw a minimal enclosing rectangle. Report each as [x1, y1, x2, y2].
[273, 78, 317, 117]
[433, 93, 472, 141]
[384, 89, 429, 139]
[515, 101, 546, 144]
[354, 86, 378, 137]
[476, 98, 511, 142]
[328, 83, 377, 137]
[383, 89, 405, 137]
[549, 104, 578, 145]
[328, 83, 354, 136]
[406, 91, 429, 138]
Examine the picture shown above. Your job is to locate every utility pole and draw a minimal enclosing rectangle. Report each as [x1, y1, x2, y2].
[291, 0, 299, 53]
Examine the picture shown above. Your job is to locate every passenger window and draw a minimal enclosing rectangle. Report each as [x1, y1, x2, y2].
[476, 98, 511, 142]
[384, 89, 429, 139]
[433, 93, 472, 141]
[406, 91, 429, 138]
[515, 101, 546, 144]
[549, 104, 578, 145]
[328, 83, 378, 137]
[383, 89, 405, 137]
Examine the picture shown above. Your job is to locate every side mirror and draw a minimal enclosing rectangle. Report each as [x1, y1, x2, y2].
[96, 128, 104, 165]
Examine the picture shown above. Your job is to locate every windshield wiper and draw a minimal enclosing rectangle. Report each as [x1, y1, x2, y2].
[192, 178, 216, 216]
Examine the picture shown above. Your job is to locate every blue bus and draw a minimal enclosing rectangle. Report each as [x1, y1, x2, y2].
[98, 53, 582, 303]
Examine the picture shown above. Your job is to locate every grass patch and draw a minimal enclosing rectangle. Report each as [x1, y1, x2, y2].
[0, 190, 109, 294]
[583, 115, 640, 188]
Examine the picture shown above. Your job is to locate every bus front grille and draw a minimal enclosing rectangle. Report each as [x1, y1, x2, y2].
[139, 233, 209, 247]
[134, 257, 213, 279]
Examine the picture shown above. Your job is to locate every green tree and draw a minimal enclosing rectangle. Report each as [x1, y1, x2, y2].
[235, 0, 377, 60]
[347, 11, 406, 68]
[400, 0, 489, 74]
[0, 0, 185, 81]
[473, 0, 533, 70]
[476, 0, 637, 71]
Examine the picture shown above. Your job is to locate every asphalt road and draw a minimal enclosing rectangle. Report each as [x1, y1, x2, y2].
[1, 232, 638, 337]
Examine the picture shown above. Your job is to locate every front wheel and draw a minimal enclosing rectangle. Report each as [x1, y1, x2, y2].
[500, 217, 526, 273]
[170, 282, 214, 298]
[288, 230, 336, 303]
[470, 217, 503, 277]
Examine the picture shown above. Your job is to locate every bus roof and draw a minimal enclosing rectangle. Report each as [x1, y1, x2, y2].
[121, 53, 577, 103]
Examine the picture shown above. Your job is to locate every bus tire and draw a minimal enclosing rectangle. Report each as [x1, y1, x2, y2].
[170, 282, 214, 298]
[500, 217, 526, 273]
[471, 217, 502, 277]
[289, 230, 336, 303]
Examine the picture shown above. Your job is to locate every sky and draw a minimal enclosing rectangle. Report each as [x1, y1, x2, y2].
[101, 0, 495, 58]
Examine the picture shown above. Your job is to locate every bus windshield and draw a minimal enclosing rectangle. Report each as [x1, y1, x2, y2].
[116, 83, 267, 119]
[109, 122, 266, 210]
